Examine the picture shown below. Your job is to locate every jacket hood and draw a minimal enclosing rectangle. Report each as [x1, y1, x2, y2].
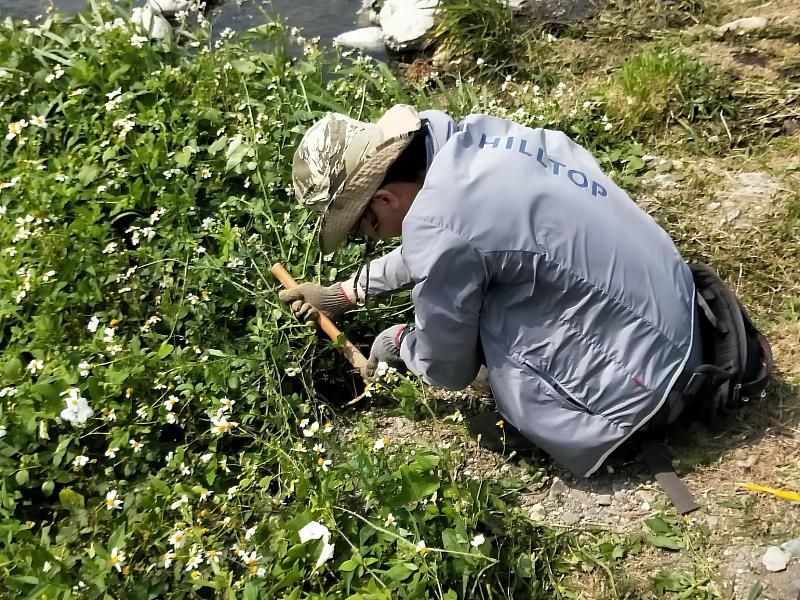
[419, 109, 457, 168]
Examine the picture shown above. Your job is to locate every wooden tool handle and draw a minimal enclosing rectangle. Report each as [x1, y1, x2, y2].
[271, 263, 368, 372]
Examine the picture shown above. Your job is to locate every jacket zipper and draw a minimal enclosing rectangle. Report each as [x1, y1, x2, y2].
[521, 358, 594, 415]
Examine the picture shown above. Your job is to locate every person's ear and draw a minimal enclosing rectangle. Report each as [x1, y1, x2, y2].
[374, 188, 401, 210]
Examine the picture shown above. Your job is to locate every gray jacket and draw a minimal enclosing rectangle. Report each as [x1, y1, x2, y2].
[358, 110, 702, 476]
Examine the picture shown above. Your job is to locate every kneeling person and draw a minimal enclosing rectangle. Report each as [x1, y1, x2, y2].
[281, 104, 703, 477]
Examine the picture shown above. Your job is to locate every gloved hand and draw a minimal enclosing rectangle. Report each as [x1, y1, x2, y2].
[362, 324, 407, 380]
[278, 282, 354, 323]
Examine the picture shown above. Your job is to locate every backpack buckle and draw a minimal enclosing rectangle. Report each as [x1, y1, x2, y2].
[683, 371, 709, 397]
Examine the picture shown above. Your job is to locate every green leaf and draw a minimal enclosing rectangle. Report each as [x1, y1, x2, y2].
[243, 582, 259, 600]
[225, 135, 254, 172]
[383, 561, 417, 583]
[232, 60, 257, 74]
[59, 488, 85, 510]
[3, 357, 22, 380]
[644, 516, 678, 536]
[107, 366, 130, 386]
[441, 528, 463, 551]
[109, 524, 126, 549]
[747, 581, 763, 600]
[77, 164, 100, 186]
[394, 468, 440, 506]
[515, 553, 533, 578]
[625, 156, 646, 172]
[648, 535, 684, 550]
[6, 575, 39, 585]
[339, 559, 359, 572]
[410, 450, 440, 471]
[15, 470, 29, 486]
[175, 147, 192, 168]
[157, 342, 175, 359]
[108, 63, 131, 84]
[651, 571, 686, 594]
[208, 135, 228, 155]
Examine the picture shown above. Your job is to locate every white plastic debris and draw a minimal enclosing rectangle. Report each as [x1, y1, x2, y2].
[334, 27, 385, 52]
[762, 546, 791, 572]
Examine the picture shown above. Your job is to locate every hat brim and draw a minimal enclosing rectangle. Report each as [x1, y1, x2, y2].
[319, 135, 415, 253]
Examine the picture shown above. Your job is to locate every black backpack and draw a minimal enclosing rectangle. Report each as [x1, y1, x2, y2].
[641, 263, 774, 514]
[680, 263, 774, 427]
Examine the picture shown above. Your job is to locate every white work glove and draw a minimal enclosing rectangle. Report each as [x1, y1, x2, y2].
[278, 282, 354, 323]
[362, 324, 408, 380]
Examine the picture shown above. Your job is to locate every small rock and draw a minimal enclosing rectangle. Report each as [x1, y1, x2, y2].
[781, 537, 800, 557]
[651, 173, 678, 189]
[504, 0, 528, 12]
[131, 6, 171, 40]
[709, 201, 721, 210]
[596, 494, 613, 506]
[636, 490, 656, 505]
[561, 511, 580, 525]
[716, 16, 768, 35]
[147, 0, 190, 15]
[735, 455, 758, 469]
[358, 0, 382, 26]
[783, 118, 799, 136]
[334, 27, 386, 52]
[529, 503, 546, 521]
[380, 0, 438, 52]
[611, 481, 629, 494]
[762, 546, 791, 572]
[705, 515, 720, 529]
[548, 477, 570, 501]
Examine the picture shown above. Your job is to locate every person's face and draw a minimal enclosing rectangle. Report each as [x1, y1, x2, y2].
[355, 182, 420, 240]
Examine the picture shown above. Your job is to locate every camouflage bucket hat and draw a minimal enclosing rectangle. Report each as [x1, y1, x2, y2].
[292, 104, 422, 253]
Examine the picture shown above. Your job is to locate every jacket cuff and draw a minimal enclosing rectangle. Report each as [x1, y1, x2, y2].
[336, 281, 357, 306]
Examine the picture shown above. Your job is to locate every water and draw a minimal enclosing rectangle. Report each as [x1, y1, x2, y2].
[0, 0, 372, 53]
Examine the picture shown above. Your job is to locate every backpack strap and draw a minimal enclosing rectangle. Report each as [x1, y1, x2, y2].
[685, 263, 771, 424]
[641, 439, 700, 514]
